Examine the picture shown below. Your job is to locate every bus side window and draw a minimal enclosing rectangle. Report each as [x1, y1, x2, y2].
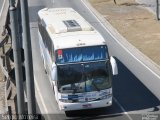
[45, 31, 55, 62]
[38, 17, 54, 62]
[46, 33, 52, 52]
[38, 19, 47, 48]
[51, 44, 55, 62]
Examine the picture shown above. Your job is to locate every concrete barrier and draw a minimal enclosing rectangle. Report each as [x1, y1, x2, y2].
[83, 0, 160, 100]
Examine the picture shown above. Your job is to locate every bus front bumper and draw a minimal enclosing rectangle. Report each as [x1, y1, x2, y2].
[58, 97, 112, 111]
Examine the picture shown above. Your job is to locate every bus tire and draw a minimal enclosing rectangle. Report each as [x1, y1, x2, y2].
[53, 86, 55, 95]
[42, 59, 47, 74]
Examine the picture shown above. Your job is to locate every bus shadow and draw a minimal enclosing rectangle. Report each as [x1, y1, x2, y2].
[113, 58, 160, 112]
[65, 107, 122, 119]
[65, 58, 160, 119]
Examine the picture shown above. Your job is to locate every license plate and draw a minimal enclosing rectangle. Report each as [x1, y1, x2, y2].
[82, 104, 92, 108]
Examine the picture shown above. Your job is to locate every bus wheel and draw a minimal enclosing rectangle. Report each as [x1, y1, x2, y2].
[43, 59, 47, 74]
[44, 69, 47, 74]
[52, 84, 55, 94]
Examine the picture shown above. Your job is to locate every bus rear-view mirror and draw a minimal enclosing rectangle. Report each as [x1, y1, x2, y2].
[110, 56, 118, 75]
[51, 63, 57, 81]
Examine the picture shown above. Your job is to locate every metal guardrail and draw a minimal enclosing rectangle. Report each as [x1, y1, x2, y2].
[0, 0, 18, 115]
[0, 0, 21, 117]
[0, 0, 10, 115]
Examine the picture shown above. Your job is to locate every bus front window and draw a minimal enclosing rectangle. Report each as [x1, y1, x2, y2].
[57, 64, 84, 93]
[57, 61, 111, 93]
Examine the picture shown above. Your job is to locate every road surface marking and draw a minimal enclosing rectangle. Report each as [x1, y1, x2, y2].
[113, 97, 133, 120]
[34, 76, 49, 114]
[0, 0, 6, 18]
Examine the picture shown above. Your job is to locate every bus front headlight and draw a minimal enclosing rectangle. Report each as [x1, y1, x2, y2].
[100, 94, 112, 100]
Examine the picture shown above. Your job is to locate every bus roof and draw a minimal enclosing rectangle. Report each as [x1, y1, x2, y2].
[38, 8, 106, 50]
[38, 8, 94, 33]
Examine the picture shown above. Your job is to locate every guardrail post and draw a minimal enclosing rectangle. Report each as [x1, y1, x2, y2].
[9, 0, 25, 114]
[20, 0, 36, 115]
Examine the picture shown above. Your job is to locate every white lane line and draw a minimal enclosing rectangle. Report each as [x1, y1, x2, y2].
[113, 97, 133, 120]
[81, 0, 160, 80]
[34, 76, 49, 114]
[0, 0, 6, 18]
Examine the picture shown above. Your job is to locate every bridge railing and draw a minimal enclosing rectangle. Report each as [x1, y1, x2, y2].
[0, 0, 19, 116]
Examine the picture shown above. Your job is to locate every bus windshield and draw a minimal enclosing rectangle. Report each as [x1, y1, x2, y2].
[56, 45, 108, 64]
[57, 61, 111, 93]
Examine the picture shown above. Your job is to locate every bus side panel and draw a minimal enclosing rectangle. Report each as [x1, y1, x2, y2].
[38, 30, 54, 87]
[38, 30, 45, 63]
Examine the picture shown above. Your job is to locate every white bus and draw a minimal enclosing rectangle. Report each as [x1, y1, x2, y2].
[38, 8, 118, 114]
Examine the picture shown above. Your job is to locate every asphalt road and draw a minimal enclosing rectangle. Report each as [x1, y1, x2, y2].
[0, 0, 3, 9]
[28, 0, 160, 120]
[0, 0, 4, 17]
